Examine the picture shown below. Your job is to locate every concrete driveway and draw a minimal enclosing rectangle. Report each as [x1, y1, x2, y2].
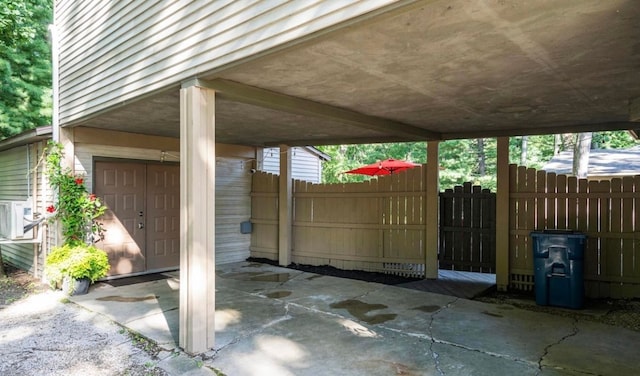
[71, 262, 640, 375]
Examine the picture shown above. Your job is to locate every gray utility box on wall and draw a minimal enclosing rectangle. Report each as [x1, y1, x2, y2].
[240, 221, 252, 234]
[531, 230, 587, 309]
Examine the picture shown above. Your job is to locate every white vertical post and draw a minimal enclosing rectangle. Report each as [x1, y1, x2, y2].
[425, 141, 440, 279]
[496, 137, 510, 291]
[179, 84, 216, 353]
[58, 127, 74, 171]
[279, 144, 293, 266]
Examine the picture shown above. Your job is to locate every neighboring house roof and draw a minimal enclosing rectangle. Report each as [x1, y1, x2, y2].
[261, 146, 330, 184]
[542, 147, 640, 176]
[0, 126, 52, 152]
[303, 146, 331, 161]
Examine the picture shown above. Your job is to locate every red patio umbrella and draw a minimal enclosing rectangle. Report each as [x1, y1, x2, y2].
[344, 158, 419, 176]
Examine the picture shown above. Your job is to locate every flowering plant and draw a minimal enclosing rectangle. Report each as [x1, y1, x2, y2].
[45, 243, 110, 289]
[45, 141, 106, 245]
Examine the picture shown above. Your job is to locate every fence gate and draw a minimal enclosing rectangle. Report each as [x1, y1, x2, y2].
[439, 182, 496, 273]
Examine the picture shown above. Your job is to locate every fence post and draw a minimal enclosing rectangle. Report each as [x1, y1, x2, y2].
[279, 144, 293, 266]
[425, 141, 439, 279]
[496, 137, 510, 291]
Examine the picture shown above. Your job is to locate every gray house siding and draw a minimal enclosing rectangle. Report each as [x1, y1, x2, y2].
[261, 147, 326, 183]
[55, 0, 402, 126]
[0, 141, 51, 277]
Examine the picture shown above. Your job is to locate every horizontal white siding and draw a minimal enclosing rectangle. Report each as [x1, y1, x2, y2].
[75, 139, 253, 265]
[55, 0, 403, 125]
[0, 142, 51, 277]
[261, 147, 323, 183]
[0, 147, 30, 201]
[215, 157, 253, 264]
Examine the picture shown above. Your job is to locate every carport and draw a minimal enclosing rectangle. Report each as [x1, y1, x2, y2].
[57, 1, 640, 353]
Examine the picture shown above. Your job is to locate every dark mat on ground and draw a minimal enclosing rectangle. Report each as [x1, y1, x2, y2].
[103, 273, 170, 287]
[247, 257, 421, 285]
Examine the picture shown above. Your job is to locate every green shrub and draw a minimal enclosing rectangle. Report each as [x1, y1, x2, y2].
[45, 244, 110, 287]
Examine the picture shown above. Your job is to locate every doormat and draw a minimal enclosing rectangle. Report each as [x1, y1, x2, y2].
[104, 273, 170, 287]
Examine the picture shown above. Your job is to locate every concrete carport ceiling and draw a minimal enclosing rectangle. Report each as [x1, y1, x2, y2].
[80, 0, 640, 146]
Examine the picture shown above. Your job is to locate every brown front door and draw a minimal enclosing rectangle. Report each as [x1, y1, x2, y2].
[96, 162, 146, 275]
[145, 164, 180, 270]
[95, 161, 180, 276]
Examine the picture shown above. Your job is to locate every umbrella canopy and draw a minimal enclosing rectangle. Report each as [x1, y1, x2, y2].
[344, 158, 419, 176]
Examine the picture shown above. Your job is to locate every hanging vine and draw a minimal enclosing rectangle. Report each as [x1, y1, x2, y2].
[45, 141, 106, 245]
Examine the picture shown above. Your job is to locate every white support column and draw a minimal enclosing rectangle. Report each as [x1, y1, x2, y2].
[59, 127, 74, 172]
[425, 141, 440, 279]
[496, 137, 510, 291]
[179, 84, 216, 353]
[278, 144, 293, 266]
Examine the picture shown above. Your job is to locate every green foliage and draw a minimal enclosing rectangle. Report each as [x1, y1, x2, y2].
[45, 243, 110, 287]
[0, 0, 52, 140]
[45, 141, 106, 243]
[592, 131, 638, 149]
[317, 131, 639, 192]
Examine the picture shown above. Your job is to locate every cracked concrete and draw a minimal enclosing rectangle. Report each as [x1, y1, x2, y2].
[69, 261, 640, 375]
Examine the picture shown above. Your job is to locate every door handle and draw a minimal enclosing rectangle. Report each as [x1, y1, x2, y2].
[138, 222, 144, 229]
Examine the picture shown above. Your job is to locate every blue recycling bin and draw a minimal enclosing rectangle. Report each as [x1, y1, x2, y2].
[531, 230, 586, 309]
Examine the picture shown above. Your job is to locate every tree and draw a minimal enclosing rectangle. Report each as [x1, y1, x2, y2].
[573, 132, 592, 178]
[477, 138, 486, 176]
[520, 136, 528, 165]
[0, 0, 52, 140]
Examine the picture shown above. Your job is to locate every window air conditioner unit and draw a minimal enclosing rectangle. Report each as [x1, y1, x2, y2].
[0, 201, 34, 240]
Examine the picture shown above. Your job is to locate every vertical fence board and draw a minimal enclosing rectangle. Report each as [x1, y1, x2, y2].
[440, 188, 453, 270]
[461, 182, 472, 271]
[524, 168, 536, 271]
[508, 164, 519, 275]
[471, 185, 482, 272]
[482, 188, 496, 272]
[608, 178, 623, 297]
[536, 170, 547, 230]
[633, 176, 640, 284]
[567, 176, 578, 231]
[557, 174, 567, 229]
[546, 172, 557, 229]
[514, 166, 527, 273]
[585, 180, 600, 295]
[621, 177, 635, 295]
[577, 179, 588, 231]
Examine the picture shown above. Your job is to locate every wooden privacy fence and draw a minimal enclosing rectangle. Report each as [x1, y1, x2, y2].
[250, 164, 640, 298]
[509, 165, 640, 298]
[440, 183, 496, 273]
[251, 167, 428, 277]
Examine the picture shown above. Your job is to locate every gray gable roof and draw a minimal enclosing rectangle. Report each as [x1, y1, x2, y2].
[542, 147, 640, 176]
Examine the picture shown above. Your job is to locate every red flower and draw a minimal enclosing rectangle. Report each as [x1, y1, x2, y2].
[46, 205, 56, 213]
[89, 194, 96, 201]
[75, 178, 84, 185]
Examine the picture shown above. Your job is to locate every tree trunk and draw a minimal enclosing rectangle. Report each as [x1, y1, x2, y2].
[573, 132, 592, 178]
[520, 136, 528, 165]
[554, 134, 562, 155]
[477, 138, 486, 176]
[0, 247, 5, 278]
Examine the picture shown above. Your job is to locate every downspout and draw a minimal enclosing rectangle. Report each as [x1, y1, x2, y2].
[48, 15, 60, 257]
[49, 23, 59, 143]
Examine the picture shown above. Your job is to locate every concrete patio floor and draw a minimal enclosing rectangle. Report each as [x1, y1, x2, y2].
[70, 262, 640, 375]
